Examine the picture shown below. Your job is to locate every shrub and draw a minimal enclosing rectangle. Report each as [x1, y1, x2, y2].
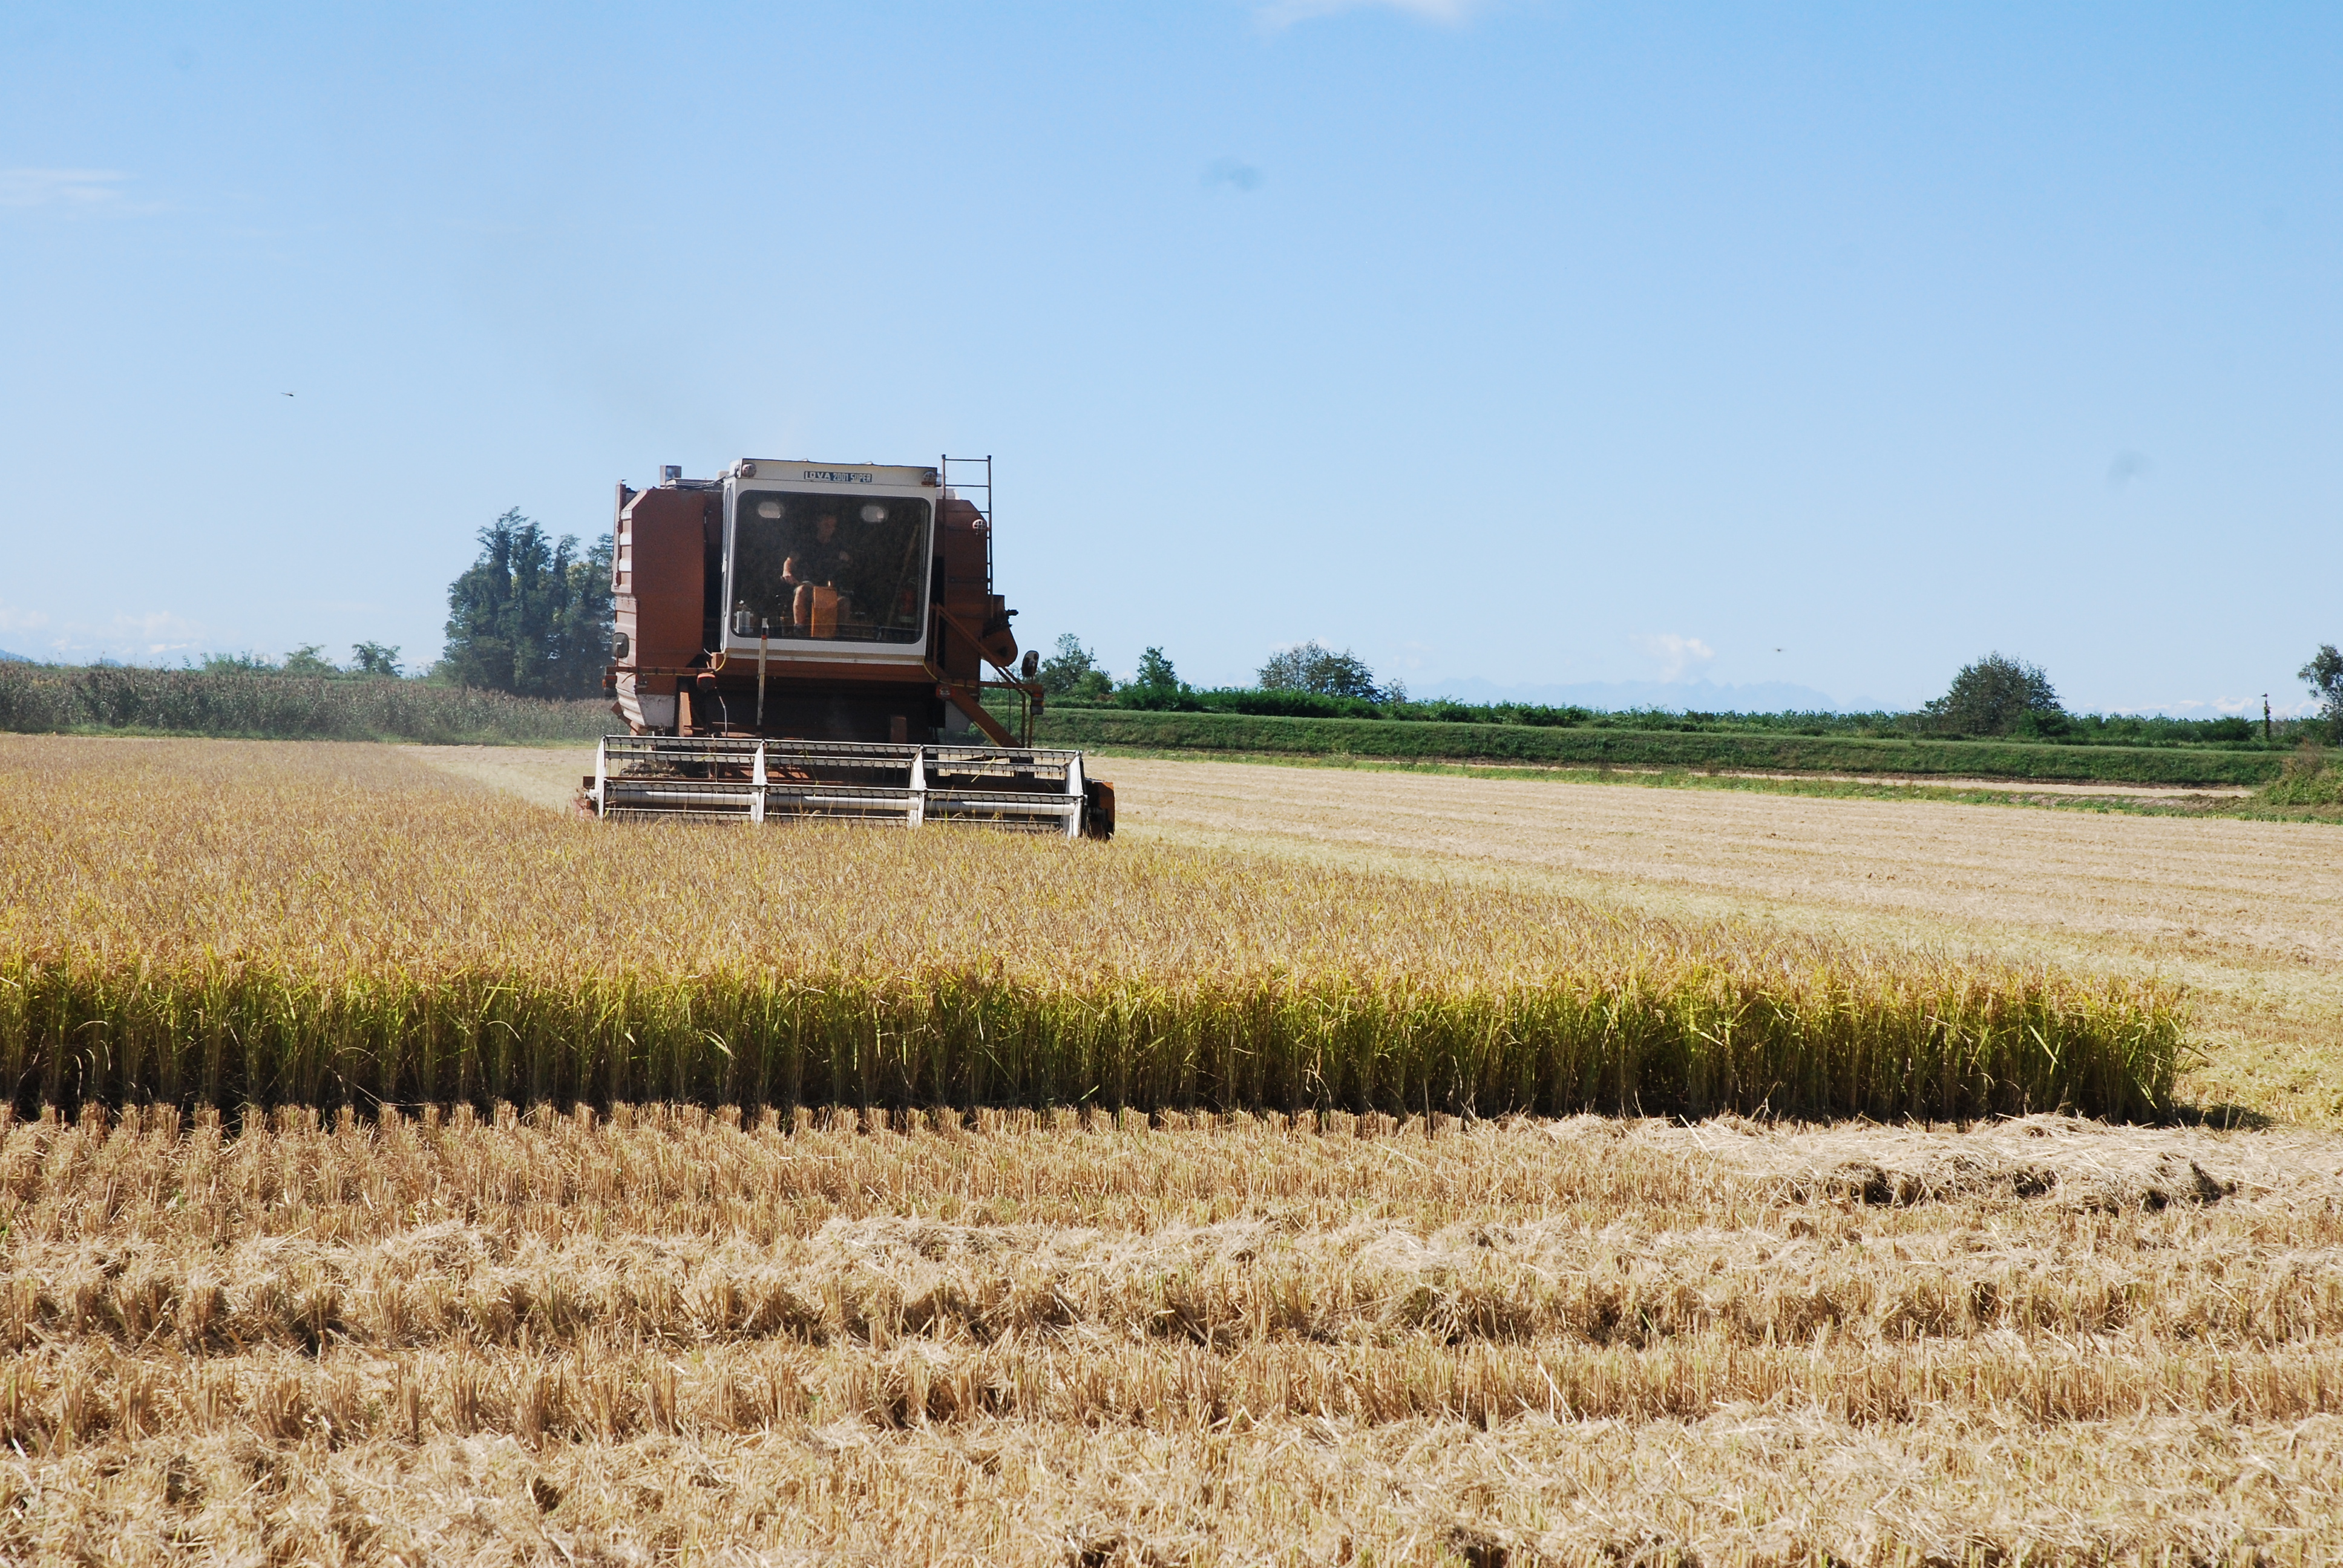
[2253, 741, 2343, 809]
[1922, 654, 2065, 737]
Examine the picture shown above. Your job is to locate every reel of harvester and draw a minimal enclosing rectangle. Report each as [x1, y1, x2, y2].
[588, 735, 1109, 838]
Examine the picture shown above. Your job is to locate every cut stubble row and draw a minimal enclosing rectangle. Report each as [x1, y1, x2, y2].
[4, 1103, 2341, 1564]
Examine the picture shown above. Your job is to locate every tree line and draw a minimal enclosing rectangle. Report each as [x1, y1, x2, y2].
[1037, 636, 1403, 708]
[173, 498, 2343, 745]
[196, 511, 615, 699]
[1035, 636, 2343, 745]
[436, 511, 613, 699]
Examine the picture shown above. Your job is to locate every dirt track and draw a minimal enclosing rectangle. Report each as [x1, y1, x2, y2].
[409, 745, 2343, 1125]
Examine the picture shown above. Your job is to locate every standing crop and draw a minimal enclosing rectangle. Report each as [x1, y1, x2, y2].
[0, 737, 2184, 1118]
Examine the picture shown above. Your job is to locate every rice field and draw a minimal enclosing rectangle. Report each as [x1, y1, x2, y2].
[5, 1104, 2340, 1564]
[7, 734, 2335, 1564]
[0, 737, 2182, 1120]
[1062, 752, 2343, 1129]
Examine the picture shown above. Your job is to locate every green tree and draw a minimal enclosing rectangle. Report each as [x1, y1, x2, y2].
[1922, 653, 2065, 737]
[280, 644, 338, 677]
[2302, 644, 2342, 734]
[199, 651, 277, 675]
[1037, 633, 1113, 701]
[1133, 646, 1181, 692]
[1111, 646, 1194, 711]
[349, 642, 402, 679]
[1258, 639, 1398, 702]
[439, 510, 614, 698]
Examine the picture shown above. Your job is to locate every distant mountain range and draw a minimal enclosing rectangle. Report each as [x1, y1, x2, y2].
[0, 650, 34, 664]
[1417, 676, 1879, 714]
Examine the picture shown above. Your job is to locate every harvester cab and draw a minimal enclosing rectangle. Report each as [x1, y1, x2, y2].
[586, 456, 1113, 838]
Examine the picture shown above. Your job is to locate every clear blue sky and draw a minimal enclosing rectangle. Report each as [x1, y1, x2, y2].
[4, 2, 2337, 714]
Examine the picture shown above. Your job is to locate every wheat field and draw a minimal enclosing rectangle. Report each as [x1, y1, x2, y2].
[6, 1103, 2341, 1564]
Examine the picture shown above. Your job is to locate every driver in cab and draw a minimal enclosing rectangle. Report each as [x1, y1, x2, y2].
[781, 513, 854, 630]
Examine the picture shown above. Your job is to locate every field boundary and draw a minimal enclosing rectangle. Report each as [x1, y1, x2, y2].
[1077, 746, 2343, 824]
[1032, 708, 2284, 786]
[0, 663, 608, 745]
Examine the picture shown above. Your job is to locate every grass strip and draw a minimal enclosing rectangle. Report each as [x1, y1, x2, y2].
[1036, 708, 2284, 786]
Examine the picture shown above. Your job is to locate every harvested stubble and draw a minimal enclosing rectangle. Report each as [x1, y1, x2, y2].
[5, 1103, 2342, 1564]
[0, 737, 2182, 1119]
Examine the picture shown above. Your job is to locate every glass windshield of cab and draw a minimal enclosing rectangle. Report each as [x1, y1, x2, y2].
[729, 491, 931, 644]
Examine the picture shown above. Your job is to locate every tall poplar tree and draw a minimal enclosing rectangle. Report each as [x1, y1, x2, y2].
[439, 510, 614, 697]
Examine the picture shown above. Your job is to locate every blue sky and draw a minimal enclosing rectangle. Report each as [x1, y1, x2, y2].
[3, 1, 2337, 713]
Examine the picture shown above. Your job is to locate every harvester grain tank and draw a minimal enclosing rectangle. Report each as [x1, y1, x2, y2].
[586, 457, 1112, 837]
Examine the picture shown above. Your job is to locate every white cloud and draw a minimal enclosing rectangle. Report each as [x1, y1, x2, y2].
[0, 606, 214, 664]
[1257, 0, 1485, 28]
[0, 168, 131, 211]
[110, 609, 206, 642]
[1631, 632, 1716, 682]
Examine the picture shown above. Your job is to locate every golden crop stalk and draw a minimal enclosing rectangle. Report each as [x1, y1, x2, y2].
[0, 737, 2184, 1118]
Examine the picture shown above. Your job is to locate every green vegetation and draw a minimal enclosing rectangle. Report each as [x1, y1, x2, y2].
[200, 641, 405, 679]
[1037, 636, 2307, 755]
[2250, 742, 2343, 815]
[1035, 634, 1113, 702]
[1259, 639, 1397, 702]
[2304, 644, 2343, 736]
[1046, 688, 2294, 750]
[438, 508, 615, 699]
[0, 505, 619, 743]
[0, 662, 607, 743]
[1919, 652, 2066, 737]
[1033, 707, 2286, 786]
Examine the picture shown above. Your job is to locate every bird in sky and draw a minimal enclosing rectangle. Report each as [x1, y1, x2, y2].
[283, 392, 294, 397]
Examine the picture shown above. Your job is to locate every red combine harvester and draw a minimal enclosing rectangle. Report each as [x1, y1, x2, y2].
[585, 456, 1112, 837]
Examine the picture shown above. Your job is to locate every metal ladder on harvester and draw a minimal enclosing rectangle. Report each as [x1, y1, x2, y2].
[942, 451, 994, 579]
[937, 454, 1044, 747]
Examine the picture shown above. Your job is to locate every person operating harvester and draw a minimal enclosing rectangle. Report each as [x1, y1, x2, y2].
[782, 513, 854, 590]
[782, 513, 855, 630]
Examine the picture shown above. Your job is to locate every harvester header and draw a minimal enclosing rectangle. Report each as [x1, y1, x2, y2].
[587, 456, 1112, 837]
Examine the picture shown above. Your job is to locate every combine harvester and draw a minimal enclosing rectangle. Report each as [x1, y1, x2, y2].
[586, 456, 1112, 838]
